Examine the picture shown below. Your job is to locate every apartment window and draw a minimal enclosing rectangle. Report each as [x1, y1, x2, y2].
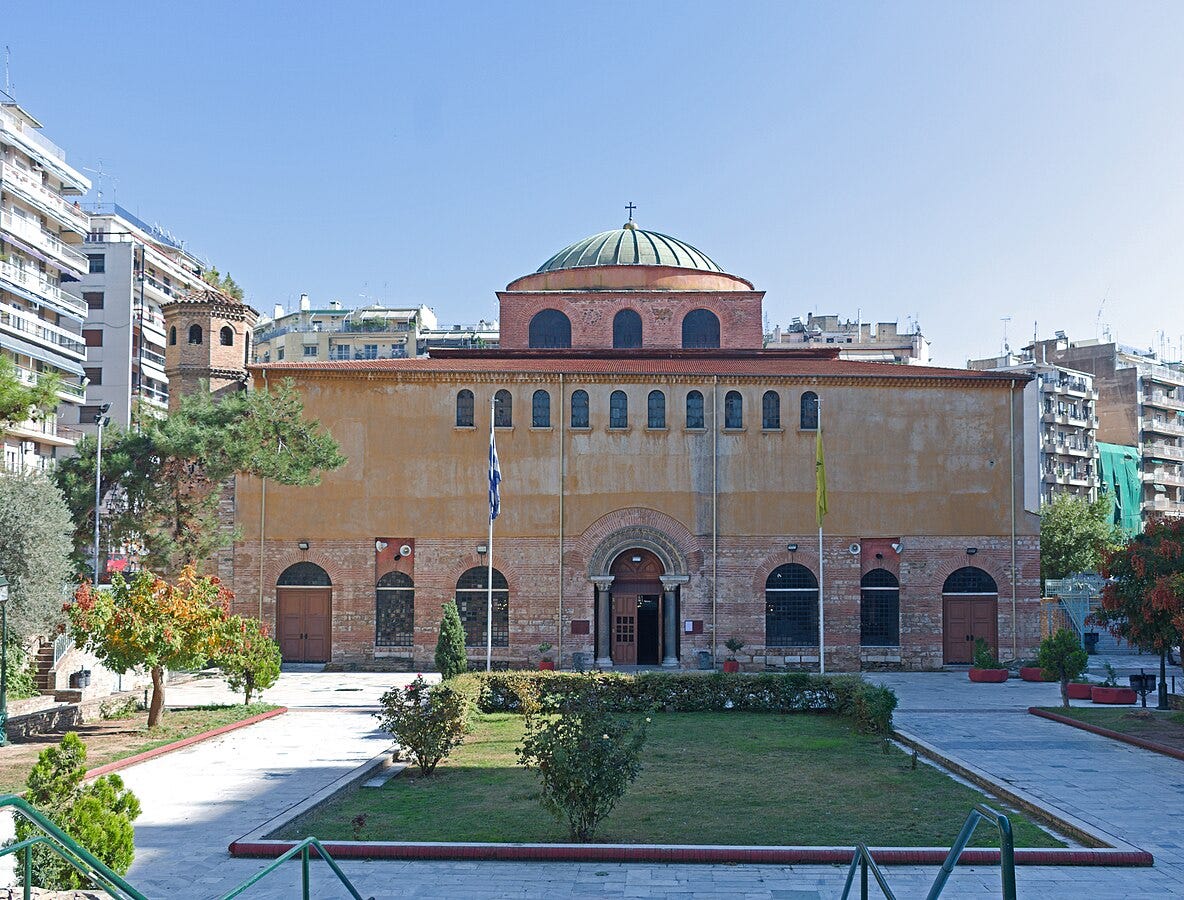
[494, 389, 512, 428]
[83, 330, 103, 348]
[860, 569, 900, 647]
[456, 390, 475, 427]
[83, 292, 104, 310]
[571, 390, 589, 428]
[610, 390, 628, 429]
[188, 324, 203, 344]
[303, 345, 318, 357]
[532, 389, 551, 428]
[376, 571, 414, 648]
[686, 390, 705, 429]
[84, 367, 102, 386]
[765, 564, 819, 647]
[220, 326, 234, 346]
[762, 391, 780, 429]
[724, 390, 743, 429]
[362, 344, 378, 359]
[647, 390, 666, 429]
[455, 567, 509, 647]
[87, 254, 105, 274]
[277, 348, 284, 360]
[800, 391, 819, 430]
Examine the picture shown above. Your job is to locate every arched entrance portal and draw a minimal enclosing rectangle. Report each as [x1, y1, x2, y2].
[276, 562, 332, 663]
[599, 549, 683, 667]
[942, 566, 998, 664]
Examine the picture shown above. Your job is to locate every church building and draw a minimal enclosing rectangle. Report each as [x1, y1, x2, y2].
[221, 216, 1040, 672]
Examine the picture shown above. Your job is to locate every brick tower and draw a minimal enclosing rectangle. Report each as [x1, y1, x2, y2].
[162, 286, 258, 411]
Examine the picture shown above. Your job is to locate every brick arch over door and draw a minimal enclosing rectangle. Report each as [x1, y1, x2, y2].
[263, 552, 348, 593]
[928, 556, 1009, 597]
[577, 508, 698, 578]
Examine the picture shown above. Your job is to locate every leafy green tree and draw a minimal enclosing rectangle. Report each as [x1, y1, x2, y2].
[66, 567, 230, 726]
[434, 600, 468, 679]
[1040, 494, 1122, 583]
[375, 676, 469, 776]
[217, 615, 282, 704]
[0, 473, 74, 639]
[13, 732, 140, 889]
[199, 266, 244, 300]
[1036, 629, 1089, 708]
[0, 355, 59, 433]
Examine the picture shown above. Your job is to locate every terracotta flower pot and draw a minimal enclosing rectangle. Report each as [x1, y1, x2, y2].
[538, 660, 555, 671]
[1066, 682, 1093, 700]
[723, 660, 740, 673]
[1090, 686, 1137, 704]
[968, 668, 1009, 683]
[1020, 667, 1054, 682]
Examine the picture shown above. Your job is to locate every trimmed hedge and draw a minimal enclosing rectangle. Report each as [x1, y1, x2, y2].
[452, 671, 897, 735]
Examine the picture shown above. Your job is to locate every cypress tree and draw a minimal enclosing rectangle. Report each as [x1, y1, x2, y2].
[435, 600, 468, 679]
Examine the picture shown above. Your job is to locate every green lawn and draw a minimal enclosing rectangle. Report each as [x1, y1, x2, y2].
[281, 712, 1063, 847]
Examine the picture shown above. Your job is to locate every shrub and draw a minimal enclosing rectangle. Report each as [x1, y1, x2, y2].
[217, 615, 282, 704]
[517, 687, 647, 841]
[375, 676, 469, 775]
[724, 637, 745, 660]
[972, 638, 1002, 669]
[1036, 629, 1089, 708]
[11, 732, 140, 890]
[434, 601, 468, 680]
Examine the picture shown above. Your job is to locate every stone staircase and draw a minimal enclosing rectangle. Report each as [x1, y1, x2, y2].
[34, 640, 57, 694]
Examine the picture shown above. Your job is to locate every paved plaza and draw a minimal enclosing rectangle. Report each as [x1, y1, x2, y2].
[3, 667, 1178, 898]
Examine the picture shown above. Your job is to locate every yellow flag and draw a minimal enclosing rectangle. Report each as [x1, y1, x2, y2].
[815, 427, 827, 528]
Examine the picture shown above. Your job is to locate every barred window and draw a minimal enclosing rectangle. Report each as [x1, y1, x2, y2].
[571, 389, 589, 428]
[860, 569, 899, 647]
[610, 390, 628, 429]
[686, 390, 704, 429]
[648, 390, 666, 428]
[724, 390, 743, 429]
[528, 309, 571, 349]
[765, 563, 818, 647]
[277, 562, 331, 586]
[376, 571, 414, 648]
[762, 391, 780, 429]
[613, 309, 642, 349]
[455, 567, 509, 647]
[494, 390, 512, 428]
[942, 567, 997, 594]
[800, 391, 819, 430]
[532, 389, 551, 427]
[682, 309, 720, 349]
[456, 390, 474, 427]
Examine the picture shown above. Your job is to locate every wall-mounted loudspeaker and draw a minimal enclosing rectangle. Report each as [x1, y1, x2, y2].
[399, 544, 412, 557]
[848, 543, 861, 555]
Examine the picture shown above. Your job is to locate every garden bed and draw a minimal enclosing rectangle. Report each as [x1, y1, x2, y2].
[1030, 706, 1184, 760]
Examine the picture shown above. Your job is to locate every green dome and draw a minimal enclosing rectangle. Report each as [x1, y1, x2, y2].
[537, 223, 723, 274]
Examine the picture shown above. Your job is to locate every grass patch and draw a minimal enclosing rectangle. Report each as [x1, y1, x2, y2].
[0, 703, 279, 794]
[281, 712, 1062, 848]
[1038, 706, 1184, 753]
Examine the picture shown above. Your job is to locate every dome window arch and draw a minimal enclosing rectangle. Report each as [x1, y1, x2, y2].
[724, 391, 743, 429]
[609, 390, 628, 429]
[681, 309, 720, 349]
[571, 389, 589, 428]
[686, 390, 705, 429]
[762, 391, 781, 429]
[528, 309, 572, 349]
[613, 309, 642, 349]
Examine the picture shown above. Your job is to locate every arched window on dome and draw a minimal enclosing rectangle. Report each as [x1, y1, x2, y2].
[528, 309, 571, 349]
[188, 324, 203, 345]
[613, 309, 642, 349]
[682, 309, 720, 349]
[571, 390, 589, 428]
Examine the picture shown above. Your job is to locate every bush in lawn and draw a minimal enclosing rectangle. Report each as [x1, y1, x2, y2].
[217, 615, 282, 704]
[1037, 629, 1089, 708]
[11, 732, 140, 890]
[434, 600, 468, 679]
[516, 687, 647, 842]
[375, 676, 469, 775]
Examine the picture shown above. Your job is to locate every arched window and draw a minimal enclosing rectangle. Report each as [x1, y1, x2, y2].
[942, 567, 998, 594]
[613, 309, 642, 349]
[610, 390, 628, 429]
[494, 389, 512, 428]
[455, 566, 509, 647]
[647, 390, 666, 429]
[188, 324, 203, 345]
[800, 391, 819, 430]
[861, 569, 899, 647]
[376, 571, 414, 647]
[168, 326, 177, 346]
[682, 309, 720, 349]
[528, 309, 572, 349]
[762, 391, 781, 429]
[456, 389, 474, 427]
[724, 390, 743, 429]
[686, 390, 704, 429]
[532, 389, 551, 428]
[277, 561, 331, 586]
[571, 389, 589, 428]
[219, 325, 234, 346]
[765, 563, 819, 647]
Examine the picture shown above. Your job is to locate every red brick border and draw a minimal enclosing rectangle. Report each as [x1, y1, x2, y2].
[1029, 707, 1184, 763]
[227, 839, 1151, 867]
[85, 707, 288, 779]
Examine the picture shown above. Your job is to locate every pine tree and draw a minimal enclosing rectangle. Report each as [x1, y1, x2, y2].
[435, 600, 468, 679]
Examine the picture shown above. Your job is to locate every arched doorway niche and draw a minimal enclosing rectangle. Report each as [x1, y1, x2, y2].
[276, 561, 332, 663]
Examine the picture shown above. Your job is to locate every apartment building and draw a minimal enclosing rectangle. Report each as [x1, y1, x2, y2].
[252, 295, 437, 363]
[766, 314, 930, 364]
[417, 319, 500, 354]
[969, 348, 1100, 508]
[0, 93, 91, 473]
[71, 205, 208, 430]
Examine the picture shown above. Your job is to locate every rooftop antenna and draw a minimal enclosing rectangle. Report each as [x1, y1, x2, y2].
[1001, 316, 1012, 355]
[1096, 293, 1108, 340]
[82, 160, 117, 206]
[4, 45, 12, 97]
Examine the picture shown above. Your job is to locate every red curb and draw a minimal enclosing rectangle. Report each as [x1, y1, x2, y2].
[1029, 707, 1184, 763]
[85, 707, 288, 780]
[226, 839, 1152, 866]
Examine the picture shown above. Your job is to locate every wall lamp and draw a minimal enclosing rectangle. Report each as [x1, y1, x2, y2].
[375, 539, 388, 553]
[297, 541, 310, 551]
[786, 543, 798, 553]
[965, 547, 978, 556]
[476, 544, 488, 556]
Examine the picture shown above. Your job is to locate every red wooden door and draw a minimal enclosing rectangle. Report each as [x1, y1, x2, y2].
[943, 596, 998, 664]
[276, 589, 332, 662]
[612, 594, 638, 665]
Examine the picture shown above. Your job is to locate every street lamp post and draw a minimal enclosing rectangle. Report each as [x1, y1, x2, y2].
[0, 574, 10, 747]
[92, 403, 112, 584]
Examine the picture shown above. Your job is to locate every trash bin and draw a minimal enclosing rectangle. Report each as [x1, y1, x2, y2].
[697, 650, 714, 670]
[571, 652, 589, 673]
[1083, 632, 1100, 655]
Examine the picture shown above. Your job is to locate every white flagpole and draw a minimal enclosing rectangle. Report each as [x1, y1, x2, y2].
[487, 396, 495, 673]
[818, 397, 825, 676]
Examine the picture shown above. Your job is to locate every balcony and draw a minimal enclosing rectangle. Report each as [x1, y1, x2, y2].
[1043, 468, 1096, 487]
[1144, 416, 1184, 437]
[1143, 390, 1184, 412]
[0, 208, 87, 274]
[0, 256, 87, 319]
[1145, 441, 1184, 463]
[136, 347, 167, 370]
[256, 320, 413, 343]
[0, 160, 90, 235]
[1050, 441, 1096, 458]
[134, 303, 168, 340]
[4, 415, 82, 447]
[1145, 468, 1184, 488]
[1045, 376, 1092, 396]
[1, 302, 85, 357]
[133, 384, 169, 407]
[1143, 496, 1184, 515]
[140, 272, 194, 303]
[12, 362, 85, 400]
[1041, 409, 1098, 427]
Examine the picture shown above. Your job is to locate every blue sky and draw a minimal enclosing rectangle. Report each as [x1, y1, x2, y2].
[7, 2, 1183, 364]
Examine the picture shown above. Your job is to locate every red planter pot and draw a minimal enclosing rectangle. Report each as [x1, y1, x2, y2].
[1066, 682, 1093, 700]
[969, 668, 1009, 683]
[723, 660, 740, 673]
[538, 661, 556, 671]
[1091, 686, 1137, 704]
[1020, 667, 1054, 682]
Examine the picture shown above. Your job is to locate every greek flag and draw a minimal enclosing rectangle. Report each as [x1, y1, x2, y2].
[489, 431, 502, 521]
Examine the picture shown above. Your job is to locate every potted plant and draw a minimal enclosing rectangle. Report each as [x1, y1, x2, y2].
[537, 642, 555, 671]
[1019, 658, 1056, 682]
[1035, 629, 1089, 707]
[1091, 662, 1137, 704]
[968, 638, 1009, 683]
[1066, 678, 1094, 700]
[723, 638, 744, 673]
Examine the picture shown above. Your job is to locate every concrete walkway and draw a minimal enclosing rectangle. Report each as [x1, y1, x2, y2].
[7, 669, 1182, 898]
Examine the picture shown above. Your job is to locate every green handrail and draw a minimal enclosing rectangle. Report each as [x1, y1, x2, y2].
[840, 803, 1017, 900]
[218, 837, 373, 900]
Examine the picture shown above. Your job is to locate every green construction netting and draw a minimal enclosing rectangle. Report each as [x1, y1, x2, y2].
[1097, 441, 1141, 536]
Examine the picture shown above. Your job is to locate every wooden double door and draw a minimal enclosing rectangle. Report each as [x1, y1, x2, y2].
[277, 588, 332, 662]
[943, 595, 998, 664]
[612, 590, 662, 666]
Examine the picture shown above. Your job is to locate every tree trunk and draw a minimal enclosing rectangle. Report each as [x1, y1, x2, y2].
[1060, 676, 1070, 709]
[148, 665, 165, 727]
[244, 672, 254, 706]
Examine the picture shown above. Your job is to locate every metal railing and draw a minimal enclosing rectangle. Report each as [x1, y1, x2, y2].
[52, 633, 71, 666]
[840, 804, 1016, 900]
[219, 838, 372, 900]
